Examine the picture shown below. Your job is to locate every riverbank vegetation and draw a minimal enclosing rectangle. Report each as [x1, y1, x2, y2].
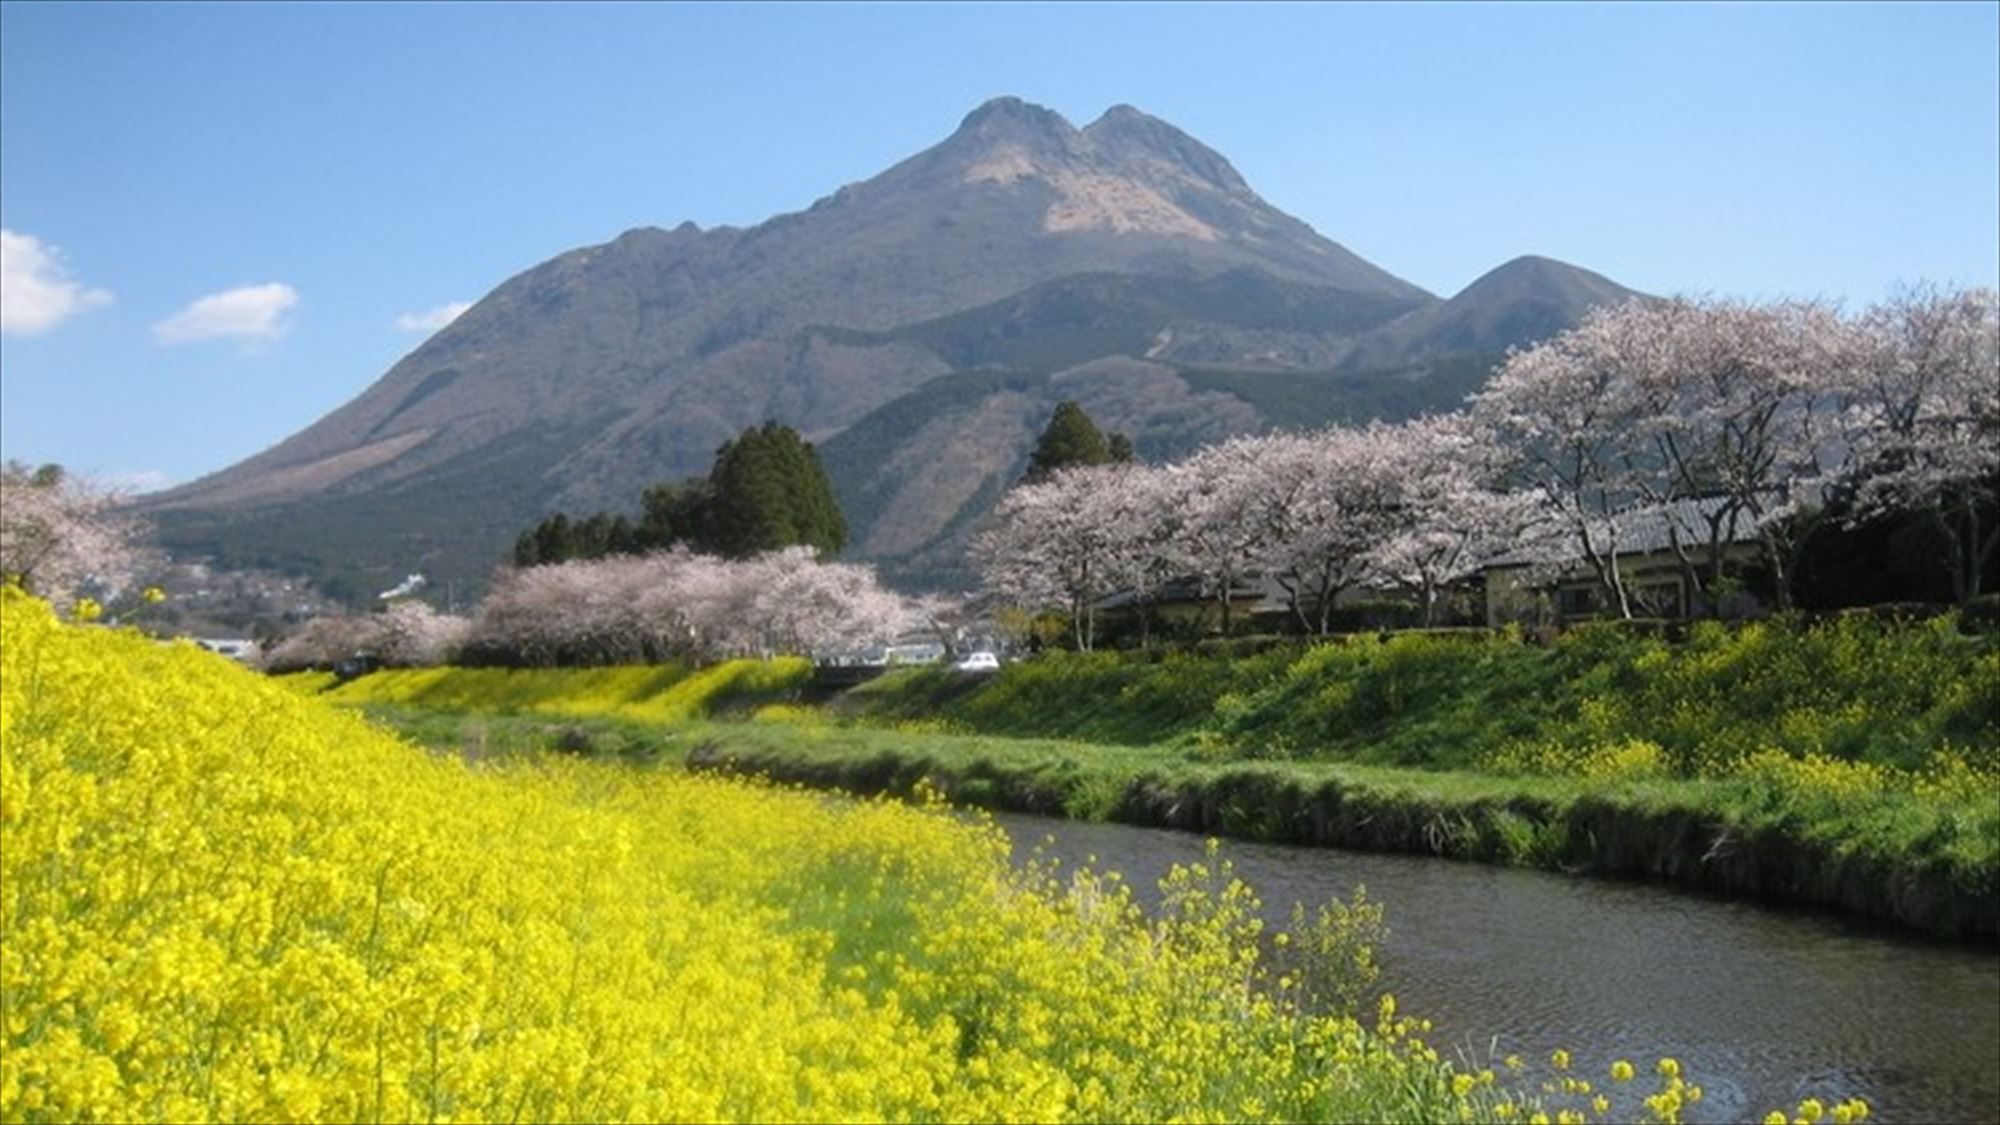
[320, 611, 1998, 939]
[322, 612, 1996, 775]
[9, 589, 1860, 1123]
[836, 614, 1997, 774]
[362, 710, 1995, 940]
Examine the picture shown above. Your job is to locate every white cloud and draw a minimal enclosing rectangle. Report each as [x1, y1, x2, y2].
[0, 229, 114, 336]
[394, 300, 472, 333]
[153, 282, 298, 346]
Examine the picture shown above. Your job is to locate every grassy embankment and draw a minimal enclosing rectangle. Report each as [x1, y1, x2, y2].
[10, 589, 1803, 1124]
[328, 616, 2000, 940]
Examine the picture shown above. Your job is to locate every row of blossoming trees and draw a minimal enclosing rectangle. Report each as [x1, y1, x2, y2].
[970, 287, 1998, 649]
[263, 547, 919, 671]
[1, 471, 923, 672]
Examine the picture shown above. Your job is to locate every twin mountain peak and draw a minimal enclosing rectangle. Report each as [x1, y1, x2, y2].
[148, 97, 1642, 597]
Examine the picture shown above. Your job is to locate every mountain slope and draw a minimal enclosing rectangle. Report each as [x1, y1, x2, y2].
[145, 98, 1638, 600]
[1339, 255, 1644, 372]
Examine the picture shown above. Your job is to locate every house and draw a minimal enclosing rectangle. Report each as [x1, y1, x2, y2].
[1481, 496, 1770, 627]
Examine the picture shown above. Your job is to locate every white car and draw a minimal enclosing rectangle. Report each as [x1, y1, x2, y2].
[954, 651, 1001, 672]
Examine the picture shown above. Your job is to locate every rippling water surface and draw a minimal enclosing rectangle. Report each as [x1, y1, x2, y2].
[990, 812, 2000, 1125]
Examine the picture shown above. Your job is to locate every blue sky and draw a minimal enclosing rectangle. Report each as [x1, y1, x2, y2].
[2, 2, 1995, 490]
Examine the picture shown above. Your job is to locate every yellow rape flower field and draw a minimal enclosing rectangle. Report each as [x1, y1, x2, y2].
[0, 593, 1849, 1124]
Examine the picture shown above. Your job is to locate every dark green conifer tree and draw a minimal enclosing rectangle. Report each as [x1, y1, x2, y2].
[508, 422, 847, 566]
[532, 513, 578, 565]
[512, 527, 542, 568]
[708, 422, 847, 558]
[1025, 401, 1112, 482]
[606, 514, 639, 556]
[639, 479, 717, 552]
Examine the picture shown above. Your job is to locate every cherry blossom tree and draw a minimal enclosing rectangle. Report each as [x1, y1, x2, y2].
[1472, 311, 1652, 618]
[1473, 295, 1857, 615]
[1839, 285, 2000, 602]
[1616, 297, 1859, 610]
[462, 547, 913, 666]
[969, 467, 1120, 651]
[1367, 415, 1530, 627]
[1250, 428, 1401, 635]
[1088, 464, 1185, 649]
[374, 601, 473, 667]
[1164, 437, 1286, 635]
[730, 547, 914, 658]
[907, 592, 978, 659]
[263, 602, 471, 672]
[262, 613, 382, 673]
[0, 462, 152, 617]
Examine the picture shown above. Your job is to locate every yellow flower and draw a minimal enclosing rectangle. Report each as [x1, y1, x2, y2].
[1611, 1060, 1636, 1083]
[1765, 1114, 1790, 1125]
[142, 585, 166, 604]
[1551, 1048, 1571, 1070]
[1593, 1095, 1611, 1116]
[1798, 1099, 1826, 1124]
[1656, 1057, 1679, 1079]
[0, 592, 1879, 1125]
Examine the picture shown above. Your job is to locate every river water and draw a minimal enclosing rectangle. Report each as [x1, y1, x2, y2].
[990, 811, 2000, 1125]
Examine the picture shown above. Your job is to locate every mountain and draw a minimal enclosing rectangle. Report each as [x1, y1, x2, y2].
[146, 98, 1639, 600]
[1337, 255, 1643, 372]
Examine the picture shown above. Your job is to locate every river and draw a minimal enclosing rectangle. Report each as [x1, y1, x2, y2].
[990, 811, 2000, 1125]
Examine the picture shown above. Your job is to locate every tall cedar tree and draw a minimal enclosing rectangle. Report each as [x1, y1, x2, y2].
[1025, 401, 1121, 482]
[708, 422, 848, 558]
[511, 423, 846, 566]
[640, 479, 717, 553]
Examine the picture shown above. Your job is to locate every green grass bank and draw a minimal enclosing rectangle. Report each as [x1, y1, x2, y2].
[307, 655, 813, 722]
[678, 721, 1998, 942]
[304, 613, 2000, 941]
[836, 615, 1998, 774]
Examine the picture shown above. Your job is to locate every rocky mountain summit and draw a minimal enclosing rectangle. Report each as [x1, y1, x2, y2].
[147, 97, 1642, 597]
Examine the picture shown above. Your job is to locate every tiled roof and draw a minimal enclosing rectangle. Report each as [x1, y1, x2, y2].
[1487, 494, 1767, 568]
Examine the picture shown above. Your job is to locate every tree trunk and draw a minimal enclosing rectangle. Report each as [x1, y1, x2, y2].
[1281, 573, 1311, 635]
[1928, 506, 1969, 606]
[1761, 532, 1794, 613]
[1950, 492, 1997, 605]
[1217, 567, 1235, 636]
[1971, 514, 1996, 603]
[1315, 574, 1343, 637]
[1578, 519, 1632, 620]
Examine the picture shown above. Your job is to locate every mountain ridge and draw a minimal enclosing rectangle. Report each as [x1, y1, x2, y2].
[145, 97, 1643, 599]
